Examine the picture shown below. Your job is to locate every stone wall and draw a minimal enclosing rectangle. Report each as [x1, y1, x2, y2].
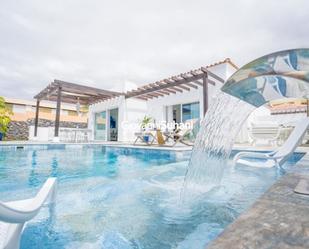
[5, 118, 87, 141]
[6, 121, 29, 140]
[27, 119, 87, 129]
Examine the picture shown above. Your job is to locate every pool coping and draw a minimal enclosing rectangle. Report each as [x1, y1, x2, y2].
[207, 152, 309, 249]
[0, 141, 193, 151]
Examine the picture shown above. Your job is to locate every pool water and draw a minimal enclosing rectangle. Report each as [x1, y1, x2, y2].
[0, 146, 304, 249]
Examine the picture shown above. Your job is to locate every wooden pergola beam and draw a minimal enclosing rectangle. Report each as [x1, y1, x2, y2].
[177, 85, 191, 91]
[201, 68, 225, 83]
[54, 80, 120, 97]
[46, 95, 89, 105]
[184, 82, 198, 89]
[207, 78, 216, 86]
[162, 88, 177, 94]
[169, 86, 183, 93]
[157, 90, 170, 95]
[193, 80, 203, 86]
[34, 79, 123, 105]
[125, 73, 204, 98]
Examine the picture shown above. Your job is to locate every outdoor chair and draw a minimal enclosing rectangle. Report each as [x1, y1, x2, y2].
[0, 178, 57, 249]
[234, 117, 309, 168]
[133, 132, 156, 145]
[172, 128, 194, 146]
[163, 128, 193, 147]
[248, 122, 281, 146]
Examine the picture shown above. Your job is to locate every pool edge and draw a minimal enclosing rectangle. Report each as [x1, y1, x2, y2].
[206, 152, 309, 249]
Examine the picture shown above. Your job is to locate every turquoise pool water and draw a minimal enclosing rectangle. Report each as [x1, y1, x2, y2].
[0, 145, 304, 249]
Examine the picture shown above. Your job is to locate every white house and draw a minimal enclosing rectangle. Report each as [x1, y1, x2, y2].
[88, 59, 238, 142]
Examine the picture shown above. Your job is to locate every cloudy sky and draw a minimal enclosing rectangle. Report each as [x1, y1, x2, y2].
[0, 0, 308, 99]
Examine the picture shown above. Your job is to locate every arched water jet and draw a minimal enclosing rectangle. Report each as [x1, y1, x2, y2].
[182, 48, 309, 200]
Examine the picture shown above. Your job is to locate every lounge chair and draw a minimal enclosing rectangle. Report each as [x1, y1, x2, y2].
[248, 121, 281, 146]
[156, 130, 165, 146]
[0, 178, 57, 249]
[234, 117, 309, 168]
[174, 128, 194, 146]
[163, 127, 193, 147]
[133, 132, 156, 145]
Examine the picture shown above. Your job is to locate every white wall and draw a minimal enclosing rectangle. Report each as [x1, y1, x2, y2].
[123, 98, 148, 141]
[88, 95, 148, 142]
[146, 63, 235, 124]
[29, 126, 54, 141]
[88, 62, 237, 142]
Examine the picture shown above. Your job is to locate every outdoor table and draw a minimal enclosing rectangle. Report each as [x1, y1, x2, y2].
[60, 128, 92, 142]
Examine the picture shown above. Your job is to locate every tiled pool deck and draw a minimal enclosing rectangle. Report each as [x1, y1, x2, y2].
[208, 152, 309, 249]
[0, 141, 308, 248]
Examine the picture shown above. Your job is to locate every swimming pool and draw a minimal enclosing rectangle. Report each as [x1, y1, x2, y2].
[0, 145, 304, 249]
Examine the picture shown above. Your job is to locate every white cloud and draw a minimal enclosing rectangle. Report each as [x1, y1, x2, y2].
[0, 0, 308, 99]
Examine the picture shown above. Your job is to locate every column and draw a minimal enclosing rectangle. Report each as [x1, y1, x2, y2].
[54, 86, 62, 140]
[34, 99, 40, 137]
[203, 74, 208, 115]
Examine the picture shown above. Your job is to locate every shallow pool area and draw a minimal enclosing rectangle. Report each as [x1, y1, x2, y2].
[0, 145, 304, 249]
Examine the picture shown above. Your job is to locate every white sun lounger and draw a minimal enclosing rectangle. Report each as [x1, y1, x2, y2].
[233, 117, 309, 168]
[0, 178, 57, 249]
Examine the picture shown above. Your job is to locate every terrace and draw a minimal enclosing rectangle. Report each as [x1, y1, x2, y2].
[0, 49, 309, 249]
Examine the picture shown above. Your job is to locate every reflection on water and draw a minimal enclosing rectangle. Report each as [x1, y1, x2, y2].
[0, 147, 302, 249]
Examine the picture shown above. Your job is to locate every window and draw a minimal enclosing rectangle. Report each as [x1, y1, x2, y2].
[13, 104, 26, 113]
[68, 110, 78, 116]
[182, 102, 200, 122]
[39, 107, 52, 113]
[94, 111, 106, 140]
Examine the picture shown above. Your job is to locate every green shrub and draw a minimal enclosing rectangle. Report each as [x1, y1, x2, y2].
[0, 97, 12, 135]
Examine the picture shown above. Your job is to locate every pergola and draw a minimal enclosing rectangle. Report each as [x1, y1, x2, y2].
[125, 58, 237, 114]
[33, 79, 122, 139]
[33, 59, 236, 140]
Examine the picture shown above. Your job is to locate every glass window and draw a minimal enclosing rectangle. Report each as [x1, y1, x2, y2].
[13, 104, 26, 113]
[182, 102, 200, 122]
[39, 107, 52, 113]
[94, 111, 106, 140]
[68, 110, 78, 116]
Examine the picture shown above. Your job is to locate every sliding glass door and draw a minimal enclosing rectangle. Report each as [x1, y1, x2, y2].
[94, 111, 106, 140]
[181, 102, 200, 122]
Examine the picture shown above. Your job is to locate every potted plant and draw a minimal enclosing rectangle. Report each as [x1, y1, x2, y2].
[0, 97, 12, 141]
[140, 116, 152, 142]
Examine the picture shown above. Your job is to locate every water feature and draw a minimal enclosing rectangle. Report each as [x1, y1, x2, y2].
[182, 92, 255, 199]
[183, 48, 309, 200]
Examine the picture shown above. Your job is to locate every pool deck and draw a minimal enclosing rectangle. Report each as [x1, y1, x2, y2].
[207, 152, 309, 249]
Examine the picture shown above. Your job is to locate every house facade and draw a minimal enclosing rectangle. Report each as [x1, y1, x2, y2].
[88, 59, 238, 142]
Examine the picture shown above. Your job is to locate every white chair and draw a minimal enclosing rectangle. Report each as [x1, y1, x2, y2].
[234, 117, 309, 168]
[248, 122, 281, 146]
[0, 178, 57, 249]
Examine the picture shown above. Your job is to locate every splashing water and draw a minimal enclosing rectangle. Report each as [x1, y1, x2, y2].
[182, 92, 255, 200]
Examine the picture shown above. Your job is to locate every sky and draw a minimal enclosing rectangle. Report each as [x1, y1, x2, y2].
[0, 0, 308, 99]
